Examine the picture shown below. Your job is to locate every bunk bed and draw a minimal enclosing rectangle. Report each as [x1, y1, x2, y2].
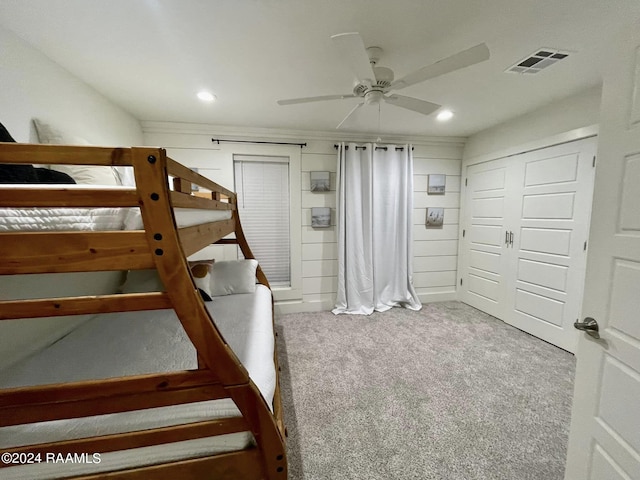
[0, 142, 287, 479]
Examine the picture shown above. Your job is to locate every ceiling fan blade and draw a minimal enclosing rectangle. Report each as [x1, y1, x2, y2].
[277, 94, 357, 106]
[330, 32, 376, 82]
[390, 43, 490, 91]
[384, 94, 441, 116]
[336, 103, 364, 129]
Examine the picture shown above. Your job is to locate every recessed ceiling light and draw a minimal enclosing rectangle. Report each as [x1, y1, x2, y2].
[197, 91, 216, 102]
[437, 109, 453, 122]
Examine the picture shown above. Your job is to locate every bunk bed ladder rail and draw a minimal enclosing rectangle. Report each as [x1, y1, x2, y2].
[137, 147, 287, 479]
[217, 206, 288, 440]
[169, 152, 286, 444]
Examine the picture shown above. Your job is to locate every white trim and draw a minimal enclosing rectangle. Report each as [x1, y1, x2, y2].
[275, 299, 333, 315]
[233, 155, 290, 163]
[417, 291, 457, 304]
[141, 121, 466, 148]
[275, 291, 457, 315]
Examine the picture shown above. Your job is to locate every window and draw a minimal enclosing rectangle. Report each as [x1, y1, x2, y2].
[234, 156, 290, 287]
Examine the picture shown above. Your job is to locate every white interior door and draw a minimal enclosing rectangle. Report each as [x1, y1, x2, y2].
[461, 158, 510, 319]
[506, 138, 596, 352]
[564, 29, 640, 480]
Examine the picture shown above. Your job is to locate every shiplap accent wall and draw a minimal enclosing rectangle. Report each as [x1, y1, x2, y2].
[299, 140, 463, 312]
[300, 141, 339, 310]
[412, 145, 463, 301]
[142, 123, 463, 313]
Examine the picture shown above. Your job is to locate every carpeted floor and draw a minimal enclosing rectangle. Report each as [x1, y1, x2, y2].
[276, 301, 576, 480]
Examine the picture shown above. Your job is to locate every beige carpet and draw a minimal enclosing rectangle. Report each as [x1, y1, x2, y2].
[276, 301, 575, 480]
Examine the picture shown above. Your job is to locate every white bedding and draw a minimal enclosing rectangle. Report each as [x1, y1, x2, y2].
[0, 185, 232, 232]
[0, 285, 275, 479]
[0, 206, 128, 231]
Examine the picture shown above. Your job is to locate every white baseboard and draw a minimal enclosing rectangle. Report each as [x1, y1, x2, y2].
[417, 291, 457, 303]
[275, 291, 457, 315]
[275, 299, 334, 315]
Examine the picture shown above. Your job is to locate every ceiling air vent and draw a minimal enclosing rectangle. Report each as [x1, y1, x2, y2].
[506, 48, 571, 74]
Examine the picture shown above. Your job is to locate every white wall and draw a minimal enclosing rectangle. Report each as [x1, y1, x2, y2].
[143, 122, 464, 313]
[463, 86, 602, 163]
[0, 25, 144, 369]
[0, 25, 142, 145]
[412, 144, 463, 301]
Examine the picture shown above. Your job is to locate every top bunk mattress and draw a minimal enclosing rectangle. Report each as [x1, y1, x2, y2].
[0, 185, 232, 231]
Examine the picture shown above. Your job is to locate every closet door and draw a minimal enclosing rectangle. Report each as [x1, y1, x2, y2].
[460, 138, 596, 352]
[506, 138, 597, 352]
[460, 158, 513, 319]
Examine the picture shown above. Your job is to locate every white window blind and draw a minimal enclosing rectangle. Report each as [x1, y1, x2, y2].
[234, 156, 290, 286]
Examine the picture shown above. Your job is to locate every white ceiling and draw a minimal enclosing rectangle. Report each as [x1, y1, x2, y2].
[1, 0, 639, 138]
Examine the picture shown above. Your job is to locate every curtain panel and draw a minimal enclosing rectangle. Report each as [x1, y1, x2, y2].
[333, 142, 421, 315]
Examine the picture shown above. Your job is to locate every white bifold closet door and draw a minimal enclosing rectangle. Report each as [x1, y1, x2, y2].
[460, 137, 597, 353]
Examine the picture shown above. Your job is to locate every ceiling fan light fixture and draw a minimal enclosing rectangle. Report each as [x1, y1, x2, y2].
[197, 91, 216, 102]
[436, 109, 454, 122]
[364, 90, 384, 105]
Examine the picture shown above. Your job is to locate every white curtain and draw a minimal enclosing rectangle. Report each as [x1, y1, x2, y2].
[332, 142, 421, 315]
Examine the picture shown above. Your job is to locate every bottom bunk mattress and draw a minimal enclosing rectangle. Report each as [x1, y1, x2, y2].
[0, 284, 274, 479]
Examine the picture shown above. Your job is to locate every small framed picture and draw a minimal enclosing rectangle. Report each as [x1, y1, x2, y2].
[310, 171, 331, 192]
[427, 174, 446, 194]
[311, 207, 331, 228]
[426, 207, 444, 228]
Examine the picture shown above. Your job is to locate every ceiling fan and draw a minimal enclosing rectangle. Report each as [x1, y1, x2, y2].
[277, 33, 490, 129]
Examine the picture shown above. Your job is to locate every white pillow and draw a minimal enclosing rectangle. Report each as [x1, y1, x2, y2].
[32, 118, 121, 185]
[51, 164, 120, 185]
[210, 259, 258, 296]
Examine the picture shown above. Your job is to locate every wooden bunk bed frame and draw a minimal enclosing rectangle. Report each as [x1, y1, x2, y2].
[0, 143, 287, 479]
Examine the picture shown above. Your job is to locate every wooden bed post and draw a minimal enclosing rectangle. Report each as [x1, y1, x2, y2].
[227, 196, 288, 478]
[130, 147, 247, 383]
[131, 147, 287, 479]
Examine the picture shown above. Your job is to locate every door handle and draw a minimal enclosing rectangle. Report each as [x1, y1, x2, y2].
[509, 231, 514, 246]
[574, 317, 600, 339]
[505, 230, 510, 246]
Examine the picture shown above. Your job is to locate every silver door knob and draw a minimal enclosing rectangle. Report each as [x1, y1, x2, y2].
[574, 317, 600, 339]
